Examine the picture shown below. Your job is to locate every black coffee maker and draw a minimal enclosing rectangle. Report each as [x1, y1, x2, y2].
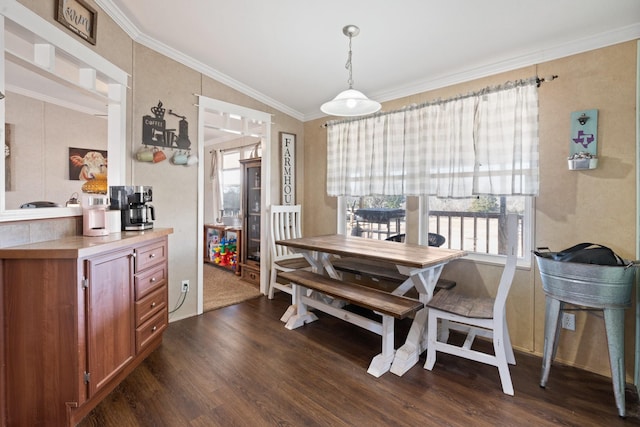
[109, 186, 155, 230]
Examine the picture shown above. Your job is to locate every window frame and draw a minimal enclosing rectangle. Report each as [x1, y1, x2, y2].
[337, 195, 534, 268]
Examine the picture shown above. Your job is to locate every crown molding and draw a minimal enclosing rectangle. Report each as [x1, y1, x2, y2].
[304, 23, 640, 121]
[94, 0, 303, 121]
[94, 0, 140, 39]
[371, 23, 640, 110]
[96, 1, 639, 123]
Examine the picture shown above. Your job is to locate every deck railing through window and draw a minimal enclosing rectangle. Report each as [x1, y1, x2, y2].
[347, 210, 524, 256]
[429, 211, 524, 256]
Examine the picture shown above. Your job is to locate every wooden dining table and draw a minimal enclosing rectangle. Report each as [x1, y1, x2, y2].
[276, 234, 466, 376]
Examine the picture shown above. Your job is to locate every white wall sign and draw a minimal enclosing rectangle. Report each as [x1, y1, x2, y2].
[280, 132, 295, 205]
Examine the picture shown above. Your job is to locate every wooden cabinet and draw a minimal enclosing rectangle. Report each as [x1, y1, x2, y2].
[85, 248, 135, 397]
[204, 224, 241, 275]
[240, 157, 261, 285]
[0, 229, 172, 426]
[133, 239, 169, 354]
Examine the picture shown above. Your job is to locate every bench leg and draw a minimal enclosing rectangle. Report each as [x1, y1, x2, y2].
[280, 304, 297, 323]
[367, 315, 395, 378]
[285, 284, 318, 330]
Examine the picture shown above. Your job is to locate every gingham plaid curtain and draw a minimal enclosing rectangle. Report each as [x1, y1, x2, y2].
[326, 80, 539, 198]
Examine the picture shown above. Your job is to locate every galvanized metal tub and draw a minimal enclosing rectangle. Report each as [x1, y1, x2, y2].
[534, 252, 636, 309]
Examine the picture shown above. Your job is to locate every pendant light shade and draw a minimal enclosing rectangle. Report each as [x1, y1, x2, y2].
[321, 25, 381, 117]
[321, 89, 381, 117]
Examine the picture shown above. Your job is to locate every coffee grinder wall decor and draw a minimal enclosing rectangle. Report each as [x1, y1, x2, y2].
[139, 100, 195, 165]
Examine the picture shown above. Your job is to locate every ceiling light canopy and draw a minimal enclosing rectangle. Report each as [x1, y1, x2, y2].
[321, 25, 381, 117]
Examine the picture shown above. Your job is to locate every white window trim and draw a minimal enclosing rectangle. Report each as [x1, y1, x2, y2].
[337, 195, 534, 268]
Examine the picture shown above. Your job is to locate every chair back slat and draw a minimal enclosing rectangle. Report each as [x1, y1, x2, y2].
[270, 205, 303, 260]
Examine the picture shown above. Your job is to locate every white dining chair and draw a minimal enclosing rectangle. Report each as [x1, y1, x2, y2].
[425, 213, 518, 395]
[268, 204, 310, 300]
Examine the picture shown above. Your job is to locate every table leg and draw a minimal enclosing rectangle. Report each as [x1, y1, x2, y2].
[390, 266, 442, 376]
[390, 307, 428, 376]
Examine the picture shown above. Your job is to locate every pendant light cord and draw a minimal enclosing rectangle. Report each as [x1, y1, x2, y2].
[346, 34, 353, 89]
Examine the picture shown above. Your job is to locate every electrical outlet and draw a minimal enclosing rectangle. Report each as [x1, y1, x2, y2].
[181, 280, 189, 293]
[561, 312, 575, 331]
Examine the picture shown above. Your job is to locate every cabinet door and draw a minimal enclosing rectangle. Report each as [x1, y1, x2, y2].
[243, 160, 261, 265]
[85, 248, 135, 396]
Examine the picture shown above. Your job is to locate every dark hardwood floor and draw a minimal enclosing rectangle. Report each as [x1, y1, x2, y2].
[80, 293, 640, 426]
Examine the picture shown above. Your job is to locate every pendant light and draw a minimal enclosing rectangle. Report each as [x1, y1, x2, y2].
[320, 25, 381, 117]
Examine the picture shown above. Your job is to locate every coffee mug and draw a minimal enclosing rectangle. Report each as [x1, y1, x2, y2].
[153, 149, 167, 163]
[136, 146, 153, 162]
[186, 154, 199, 166]
[172, 151, 188, 165]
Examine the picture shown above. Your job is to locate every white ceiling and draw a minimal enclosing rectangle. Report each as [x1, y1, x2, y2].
[98, 0, 640, 122]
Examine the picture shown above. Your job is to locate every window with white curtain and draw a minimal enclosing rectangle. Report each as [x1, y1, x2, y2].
[214, 143, 261, 217]
[221, 151, 241, 215]
[330, 79, 538, 263]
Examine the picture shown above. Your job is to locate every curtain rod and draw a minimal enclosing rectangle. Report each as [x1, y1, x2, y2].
[322, 75, 557, 128]
[209, 140, 259, 154]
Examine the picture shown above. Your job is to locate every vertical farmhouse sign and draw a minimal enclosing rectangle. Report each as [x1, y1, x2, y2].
[280, 132, 296, 205]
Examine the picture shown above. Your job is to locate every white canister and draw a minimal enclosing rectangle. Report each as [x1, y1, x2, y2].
[83, 195, 109, 237]
[106, 209, 122, 233]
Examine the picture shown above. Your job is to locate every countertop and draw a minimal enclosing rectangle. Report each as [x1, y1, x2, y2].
[0, 228, 173, 259]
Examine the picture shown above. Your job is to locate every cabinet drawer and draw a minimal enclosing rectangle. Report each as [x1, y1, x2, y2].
[241, 265, 260, 286]
[135, 240, 167, 272]
[134, 264, 166, 300]
[136, 310, 167, 353]
[135, 286, 167, 327]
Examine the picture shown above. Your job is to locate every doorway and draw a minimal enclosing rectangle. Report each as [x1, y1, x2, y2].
[196, 96, 272, 315]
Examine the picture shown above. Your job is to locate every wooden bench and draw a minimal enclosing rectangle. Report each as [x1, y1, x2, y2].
[332, 257, 456, 293]
[278, 270, 424, 377]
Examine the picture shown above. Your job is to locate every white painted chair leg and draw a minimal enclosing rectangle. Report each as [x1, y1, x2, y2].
[268, 268, 277, 299]
[494, 338, 514, 395]
[502, 316, 516, 365]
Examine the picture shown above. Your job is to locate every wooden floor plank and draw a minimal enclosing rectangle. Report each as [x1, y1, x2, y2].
[79, 293, 640, 426]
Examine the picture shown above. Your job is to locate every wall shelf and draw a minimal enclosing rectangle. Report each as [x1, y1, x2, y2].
[568, 158, 598, 170]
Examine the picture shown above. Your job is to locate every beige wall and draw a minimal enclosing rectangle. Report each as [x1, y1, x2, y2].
[304, 41, 638, 378]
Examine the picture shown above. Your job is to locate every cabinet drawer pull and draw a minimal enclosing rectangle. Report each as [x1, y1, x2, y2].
[149, 253, 156, 258]
[151, 302, 156, 308]
[150, 277, 157, 283]
[152, 326, 157, 332]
